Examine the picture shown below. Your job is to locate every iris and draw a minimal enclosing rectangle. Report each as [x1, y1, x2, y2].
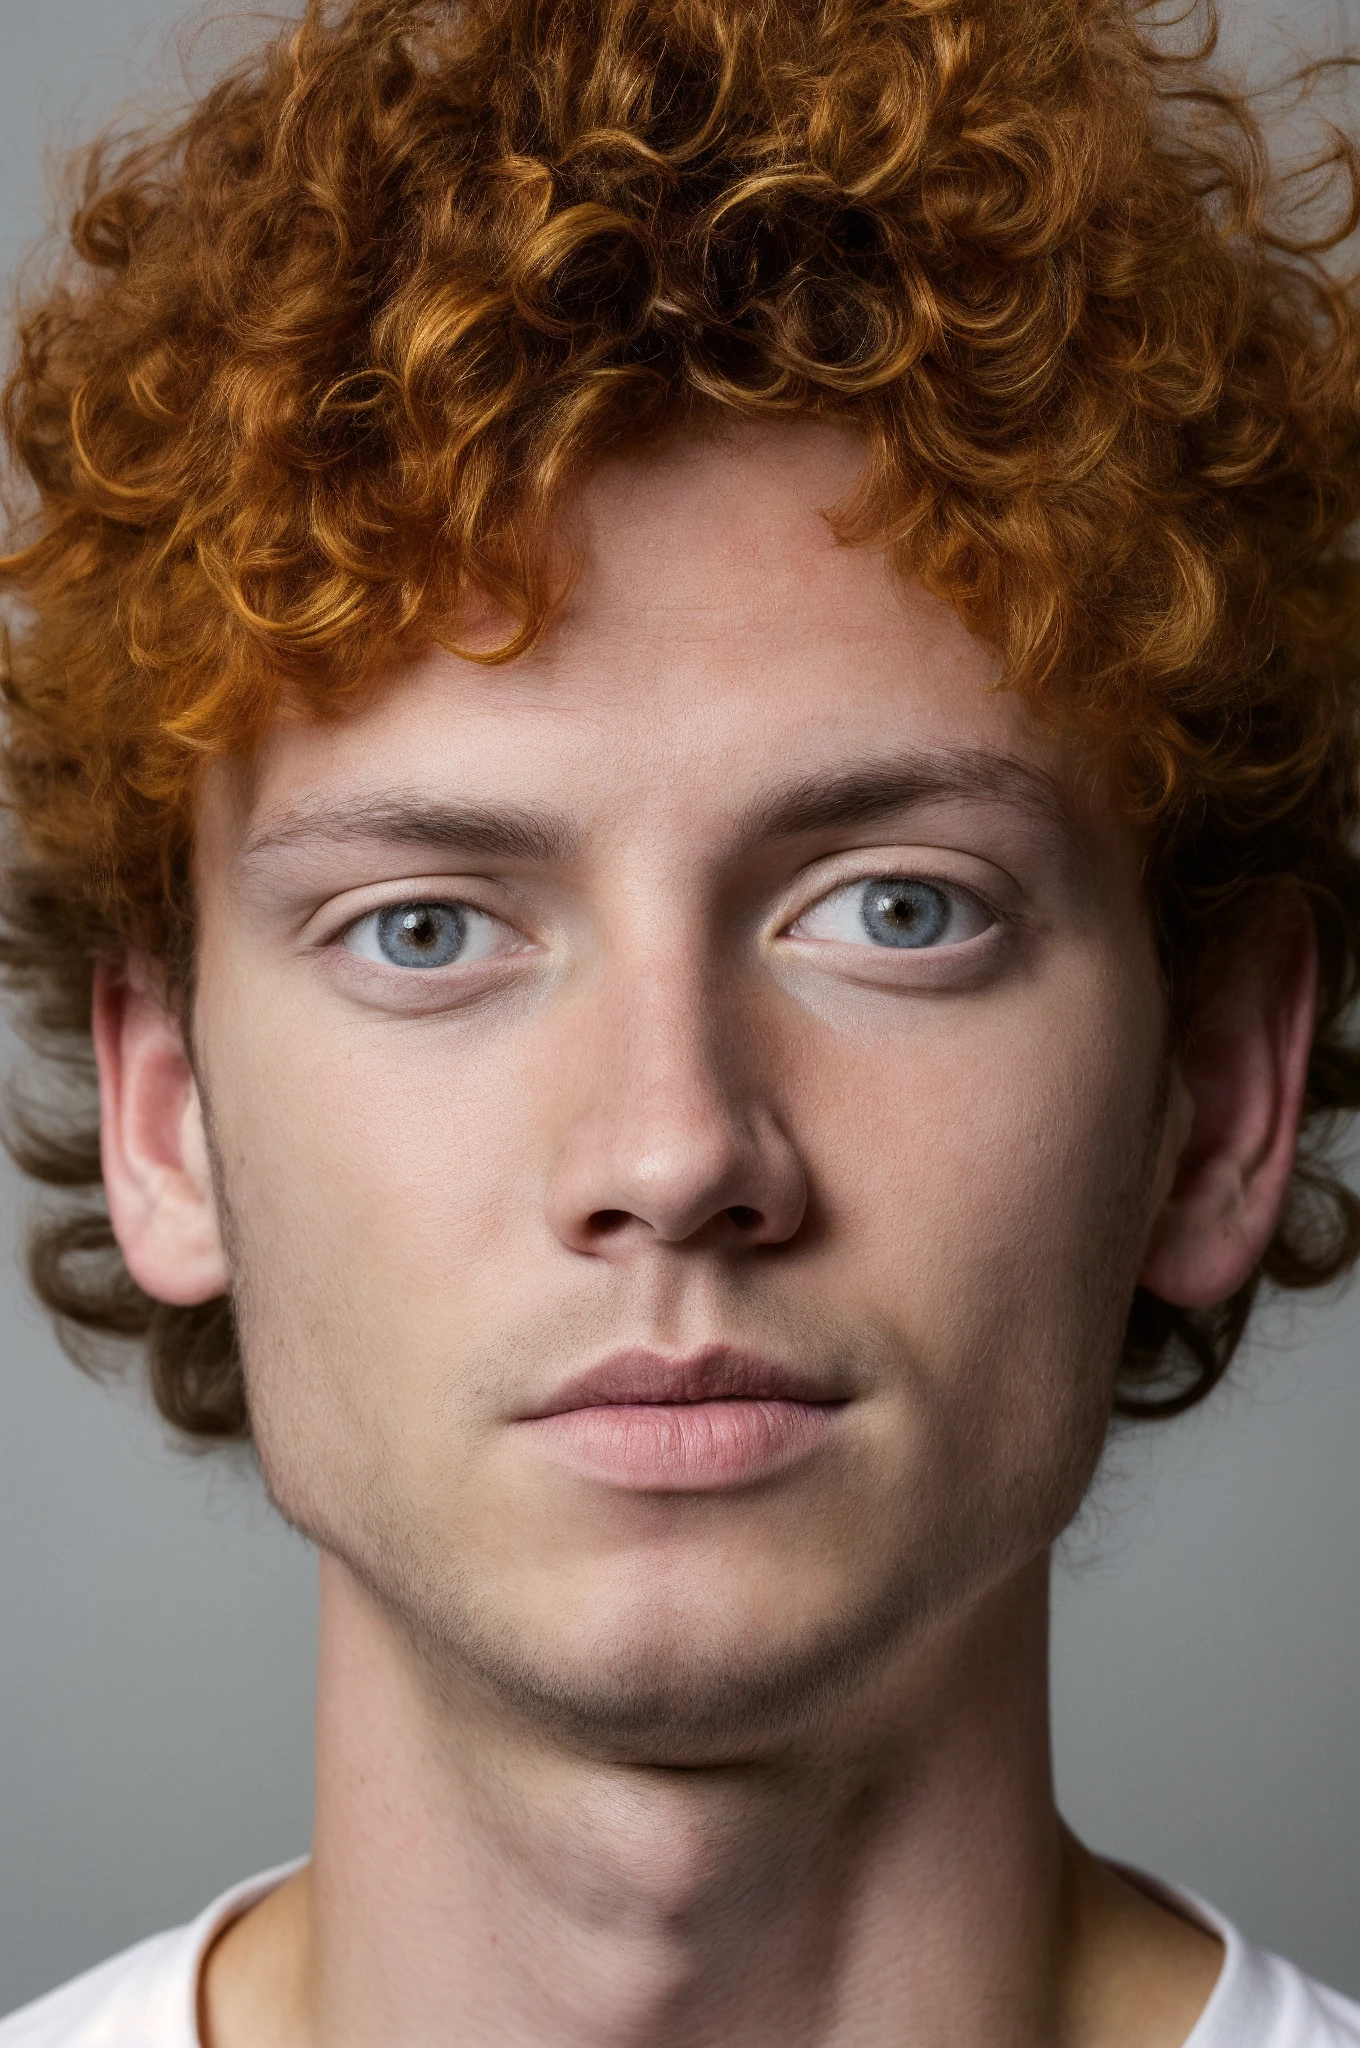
[860, 880, 950, 948]
[375, 902, 466, 968]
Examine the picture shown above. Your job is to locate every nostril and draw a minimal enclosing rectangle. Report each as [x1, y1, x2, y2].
[726, 1205, 760, 1230]
[588, 1209, 630, 1236]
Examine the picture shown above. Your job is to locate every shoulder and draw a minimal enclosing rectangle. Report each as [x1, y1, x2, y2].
[0, 1926, 197, 2048]
[0, 1863, 304, 2048]
[1179, 1889, 1360, 2047]
[1214, 1947, 1360, 2048]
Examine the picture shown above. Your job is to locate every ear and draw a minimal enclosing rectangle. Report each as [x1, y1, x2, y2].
[92, 958, 231, 1306]
[1140, 899, 1317, 1309]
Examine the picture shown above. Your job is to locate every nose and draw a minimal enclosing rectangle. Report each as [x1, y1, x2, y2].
[543, 953, 808, 1258]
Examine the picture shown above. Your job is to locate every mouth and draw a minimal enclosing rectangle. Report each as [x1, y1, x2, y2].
[520, 1346, 847, 1492]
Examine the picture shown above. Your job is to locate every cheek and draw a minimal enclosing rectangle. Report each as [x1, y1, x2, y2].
[218, 1005, 527, 1250]
[200, 1001, 540, 1499]
[800, 953, 1165, 1398]
[830, 967, 1163, 1552]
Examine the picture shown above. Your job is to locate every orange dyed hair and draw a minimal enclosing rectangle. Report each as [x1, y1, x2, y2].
[3, 0, 1360, 1436]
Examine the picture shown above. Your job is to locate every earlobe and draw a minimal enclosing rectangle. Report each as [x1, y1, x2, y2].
[92, 958, 231, 1307]
[1139, 903, 1317, 1311]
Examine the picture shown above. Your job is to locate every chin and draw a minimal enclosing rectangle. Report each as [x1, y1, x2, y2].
[454, 1634, 881, 1764]
[277, 1435, 1047, 1764]
[388, 1552, 940, 1765]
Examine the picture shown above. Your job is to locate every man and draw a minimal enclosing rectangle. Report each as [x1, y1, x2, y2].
[2, 0, 1358, 2042]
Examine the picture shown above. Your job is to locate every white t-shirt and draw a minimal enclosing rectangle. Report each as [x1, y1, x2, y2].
[1, 1862, 1357, 2046]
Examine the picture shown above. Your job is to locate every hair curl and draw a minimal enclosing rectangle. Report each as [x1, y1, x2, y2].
[3, 0, 1360, 1438]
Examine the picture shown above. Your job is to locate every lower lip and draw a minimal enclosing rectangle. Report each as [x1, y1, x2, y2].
[522, 1399, 841, 1491]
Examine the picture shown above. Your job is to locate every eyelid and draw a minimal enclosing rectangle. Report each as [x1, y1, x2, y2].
[344, 898, 525, 961]
[790, 872, 997, 949]
[776, 851, 1013, 941]
[304, 879, 520, 951]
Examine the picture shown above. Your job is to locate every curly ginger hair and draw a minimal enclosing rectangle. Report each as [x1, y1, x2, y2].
[3, 0, 1360, 1438]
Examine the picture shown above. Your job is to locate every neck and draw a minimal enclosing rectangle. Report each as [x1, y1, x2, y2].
[287, 1552, 1075, 2047]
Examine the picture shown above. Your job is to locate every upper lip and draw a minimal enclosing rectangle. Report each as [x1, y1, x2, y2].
[527, 1346, 843, 1418]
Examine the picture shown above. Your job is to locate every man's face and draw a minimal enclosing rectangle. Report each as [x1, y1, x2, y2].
[192, 423, 1171, 1757]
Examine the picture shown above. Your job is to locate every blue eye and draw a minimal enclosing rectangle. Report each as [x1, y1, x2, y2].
[793, 876, 994, 950]
[860, 880, 949, 948]
[341, 899, 515, 970]
[373, 902, 465, 967]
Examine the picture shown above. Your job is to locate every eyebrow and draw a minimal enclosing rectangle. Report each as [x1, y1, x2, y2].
[237, 796, 578, 870]
[236, 746, 1074, 873]
[739, 748, 1075, 843]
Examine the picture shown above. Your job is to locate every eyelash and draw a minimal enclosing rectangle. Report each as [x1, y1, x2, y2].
[786, 873, 997, 952]
[339, 898, 517, 970]
[328, 865, 999, 981]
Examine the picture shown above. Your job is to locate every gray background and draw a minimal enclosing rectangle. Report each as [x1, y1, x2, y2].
[1, 0, 1357, 2019]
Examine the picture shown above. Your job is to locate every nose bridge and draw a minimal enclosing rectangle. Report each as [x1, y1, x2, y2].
[614, 936, 741, 1133]
[544, 924, 806, 1252]
[593, 934, 756, 1199]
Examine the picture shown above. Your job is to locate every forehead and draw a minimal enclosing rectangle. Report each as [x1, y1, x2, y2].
[209, 422, 1088, 854]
